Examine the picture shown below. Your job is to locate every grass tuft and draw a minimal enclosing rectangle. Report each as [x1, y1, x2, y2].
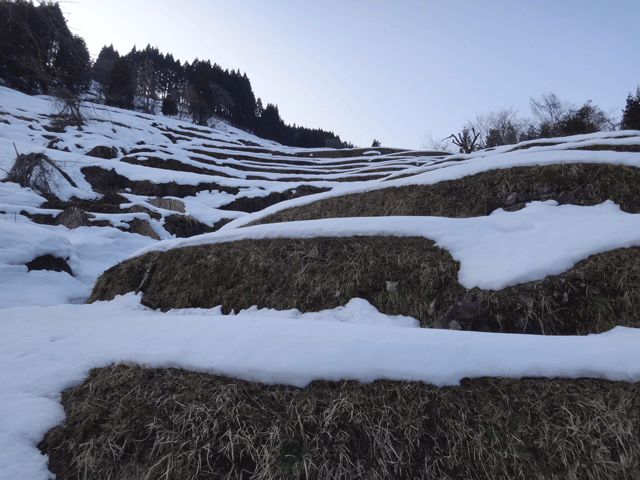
[147, 197, 186, 213]
[54, 206, 92, 229]
[123, 218, 160, 240]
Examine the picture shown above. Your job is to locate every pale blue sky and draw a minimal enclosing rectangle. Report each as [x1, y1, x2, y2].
[64, 1, 639, 149]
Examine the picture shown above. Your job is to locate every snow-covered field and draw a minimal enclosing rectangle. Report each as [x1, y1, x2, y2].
[1, 86, 640, 479]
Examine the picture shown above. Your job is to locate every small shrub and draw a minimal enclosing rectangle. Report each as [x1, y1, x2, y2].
[161, 95, 178, 117]
[26, 254, 72, 275]
[2, 152, 77, 196]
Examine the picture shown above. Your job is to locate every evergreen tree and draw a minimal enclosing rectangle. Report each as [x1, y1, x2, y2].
[255, 98, 264, 119]
[188, 64, 214, 125]
[259, 103, 283, 142]
[556, 101, 613, 136]
[0, 0, 90, 95]
[161, 93, 178, 117]
[483, 128, 504, 148]
[123, 44, 164, 112]
[621, 88, 640, 130]
[55, 35, 91, 94]
[136, 57, 157, 113]
[92, 45, 120, 97]
[106, 58, 135, 109]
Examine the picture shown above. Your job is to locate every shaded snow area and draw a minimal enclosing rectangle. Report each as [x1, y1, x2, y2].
[1, 86, 640, 479]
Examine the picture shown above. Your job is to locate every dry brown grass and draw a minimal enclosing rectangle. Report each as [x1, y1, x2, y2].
[445, 246, 640, 335]
[289, 147, 428, 159]
[248, 163, 640, 226]
[39, 364, 640, 480]
[218, 185, 330, 214]
[88, 236, 464, 326]
[125, 218, 160, 240]
[88, 238, 640, 335]
[125, 204, 162, 220]
[54, 206, 93, 229]
[120, 155, 227, 177]
[147, 197, 186, 213]
[163, 214, 215, 238]
[80, 165, 240, 198]
[573, 143, 640, 153]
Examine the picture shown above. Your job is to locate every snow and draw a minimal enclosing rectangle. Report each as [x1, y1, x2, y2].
[1, 86, 640, 479]
[0, 213, 156, 307]
[2, 295, 640, 479]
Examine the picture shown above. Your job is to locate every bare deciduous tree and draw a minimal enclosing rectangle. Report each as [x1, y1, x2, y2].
[445, 128, 481, 154]
[422, 132, 454, 153]
[465, 107, 524, 148]
[529, 92, 570, 137]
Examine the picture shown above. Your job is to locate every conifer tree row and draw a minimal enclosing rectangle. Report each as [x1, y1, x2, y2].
[0, 1, 345, 148]
[92, 44, 345, 148]
[0, 0, 91, 95]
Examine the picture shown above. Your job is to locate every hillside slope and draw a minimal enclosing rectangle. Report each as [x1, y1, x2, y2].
[2, 87, 640, 479]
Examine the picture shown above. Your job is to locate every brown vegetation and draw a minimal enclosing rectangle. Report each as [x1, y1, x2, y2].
[163, 214, 215, 238]
[2, 152, 78, 197]
[39, 364, 640, 479]
[80, 165, 240, 197]
[435, 246, 640, 335]
[88, 236, 464, 326]
[248, 163, 640, 226]
[88, 237, 640, 335]
[147, 197, 186, 213]
[123, 218, 160, 240]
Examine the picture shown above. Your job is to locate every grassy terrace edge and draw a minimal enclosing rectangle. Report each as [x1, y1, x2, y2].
[88, 236, 640, 335]
[39, 364, 640, 479]
[247, 163, 640, 226]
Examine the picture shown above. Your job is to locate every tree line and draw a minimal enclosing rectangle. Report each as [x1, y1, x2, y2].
[0, 0, 348, 148]
[2, 1, 639, 151]
[434, 91, 640, 154]
[0, 0, 90, 126]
